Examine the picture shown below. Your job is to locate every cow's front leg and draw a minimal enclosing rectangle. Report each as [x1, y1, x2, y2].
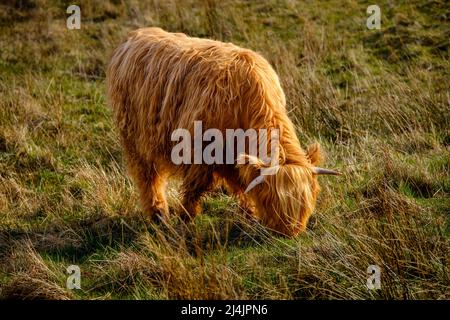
[179, 167, 214, 221]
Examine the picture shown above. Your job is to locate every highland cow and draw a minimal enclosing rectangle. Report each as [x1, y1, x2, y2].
[107, 27, 340, 237]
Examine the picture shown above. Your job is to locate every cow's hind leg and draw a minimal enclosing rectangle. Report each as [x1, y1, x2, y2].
[179, 167, 214, 221]
[125, 152, 169, 221]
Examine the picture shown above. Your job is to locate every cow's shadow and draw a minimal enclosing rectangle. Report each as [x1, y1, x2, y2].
[157, 213, 274, 257]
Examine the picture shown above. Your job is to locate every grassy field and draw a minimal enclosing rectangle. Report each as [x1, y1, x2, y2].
[0, 0, 448, 299]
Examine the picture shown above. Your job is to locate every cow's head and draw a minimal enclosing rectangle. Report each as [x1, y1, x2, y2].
[238, 143, 340, 237]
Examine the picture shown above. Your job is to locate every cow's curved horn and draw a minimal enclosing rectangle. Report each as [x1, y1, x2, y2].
[312, 167, 342, 176]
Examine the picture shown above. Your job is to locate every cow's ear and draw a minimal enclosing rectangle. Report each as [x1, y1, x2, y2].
[307, 143, 322, 166]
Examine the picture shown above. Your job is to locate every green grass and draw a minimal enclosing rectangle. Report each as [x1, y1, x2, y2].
[0, 0, 448, 299]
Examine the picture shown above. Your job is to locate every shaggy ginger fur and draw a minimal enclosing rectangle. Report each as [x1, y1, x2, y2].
[107, 27, 324, 236]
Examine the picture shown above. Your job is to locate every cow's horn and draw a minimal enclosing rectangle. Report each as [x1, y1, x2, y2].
[312, 167, 342, 176]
